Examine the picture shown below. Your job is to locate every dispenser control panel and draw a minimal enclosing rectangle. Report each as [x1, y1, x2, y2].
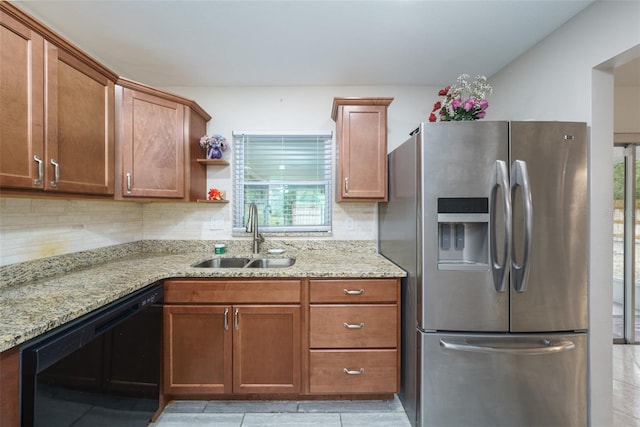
[437, 198, 490, 271]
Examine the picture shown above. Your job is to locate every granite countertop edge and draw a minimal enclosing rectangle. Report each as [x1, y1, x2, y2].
[0, 240, 406, 352]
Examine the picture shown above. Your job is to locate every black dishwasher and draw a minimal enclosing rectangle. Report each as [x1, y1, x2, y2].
[21, 283, 163, 427]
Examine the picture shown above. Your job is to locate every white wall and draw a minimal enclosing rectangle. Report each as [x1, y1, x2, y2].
[487, 2, 640, 426]
[163, 85, 437, 152]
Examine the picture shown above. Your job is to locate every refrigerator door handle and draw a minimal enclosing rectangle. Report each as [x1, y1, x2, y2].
[511, 160, 533, 292]
[489, 160, 512, 292]
[439, 339, 575, 355]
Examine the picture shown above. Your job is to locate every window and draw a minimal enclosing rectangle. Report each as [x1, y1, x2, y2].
[232, 132, 332, 233]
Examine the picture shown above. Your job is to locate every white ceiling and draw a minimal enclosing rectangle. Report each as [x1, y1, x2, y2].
[14, 0, 615, 88]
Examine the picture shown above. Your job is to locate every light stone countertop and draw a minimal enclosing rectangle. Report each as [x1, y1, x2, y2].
[0, 240, 406, 352]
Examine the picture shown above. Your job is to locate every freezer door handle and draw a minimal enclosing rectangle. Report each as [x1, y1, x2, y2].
[511, 160, 533, 292]
[489, 160, 511, 292]
[439, 339, 575, 355]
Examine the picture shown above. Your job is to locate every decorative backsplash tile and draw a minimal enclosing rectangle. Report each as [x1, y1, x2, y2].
[0, 198, 143, 266]
[0, 197, 378, 267]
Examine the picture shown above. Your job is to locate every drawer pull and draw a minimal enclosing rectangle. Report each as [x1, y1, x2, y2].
[343, 368, 364, 375]
[223, 308, 229, 330]
[343, 322, 365, 329]
[343, 288, 365, 295]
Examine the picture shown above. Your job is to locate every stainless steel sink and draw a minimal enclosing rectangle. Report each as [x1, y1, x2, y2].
[245, 258, 296, 268]
[191, 257, 295, 268]
[192, 257, 251, 268]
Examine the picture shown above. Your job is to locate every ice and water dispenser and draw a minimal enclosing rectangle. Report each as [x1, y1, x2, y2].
[437, 198, 490, 270]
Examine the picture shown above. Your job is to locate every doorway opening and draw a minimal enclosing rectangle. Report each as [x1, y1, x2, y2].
[613, 139, 640, 344]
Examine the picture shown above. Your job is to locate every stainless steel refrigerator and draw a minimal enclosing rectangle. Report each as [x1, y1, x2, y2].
[378, 121, 588, 427]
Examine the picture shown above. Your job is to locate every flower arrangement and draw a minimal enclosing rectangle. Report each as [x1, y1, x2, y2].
[199, 134, 228, 159]
[429, 74, 492, 122]
[208, 187, 224, 200]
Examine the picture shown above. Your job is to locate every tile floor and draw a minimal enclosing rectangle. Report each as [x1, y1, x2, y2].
[150, 345, 640, 427]
[613, 344, 640, 426]
[151, 395, 411, 427]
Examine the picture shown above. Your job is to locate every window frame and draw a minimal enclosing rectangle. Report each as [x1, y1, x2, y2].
[232, 131, 333, 233]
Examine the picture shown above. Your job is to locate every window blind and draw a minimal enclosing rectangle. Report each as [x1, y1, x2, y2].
[232, 132, 333, 232]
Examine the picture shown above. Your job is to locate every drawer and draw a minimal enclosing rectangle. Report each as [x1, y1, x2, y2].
[310, 305, 397, 348]
[164, 279, 301, 304]
[309, 349, 398, 394]
[309, 279, 398, 303]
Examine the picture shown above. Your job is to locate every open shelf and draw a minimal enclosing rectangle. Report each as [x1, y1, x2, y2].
[196, 199, 229, 203]
[197, 159, 229, 166]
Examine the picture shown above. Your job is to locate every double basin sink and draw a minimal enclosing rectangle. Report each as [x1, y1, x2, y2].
[192, 257, 295, 269]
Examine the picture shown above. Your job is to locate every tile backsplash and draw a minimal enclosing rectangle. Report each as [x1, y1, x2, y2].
[0, 198, 143, 266]
[0, 197, 377, 266]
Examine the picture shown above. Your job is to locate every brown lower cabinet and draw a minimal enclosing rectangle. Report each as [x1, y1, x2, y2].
[308, 279, 400, 395]
[162, 277, 400, 400]
[162, 279, 302, 398]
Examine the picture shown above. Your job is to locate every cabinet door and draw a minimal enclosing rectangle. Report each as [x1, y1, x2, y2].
[120, 87, 185, 198]
[233, 305, 301, 394]
[45, 42, 114, 194]
[0, 12, 45, 189]
[0, 347, 20, 427]
[337, 104, 388, 201]
[163, 305, 232, 395]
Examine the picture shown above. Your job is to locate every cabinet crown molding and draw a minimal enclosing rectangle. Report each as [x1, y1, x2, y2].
[117, 77, 211, 121]
[331, 97, 394, 121]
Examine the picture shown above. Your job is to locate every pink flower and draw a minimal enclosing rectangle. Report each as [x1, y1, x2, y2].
[451, 98, 462, 110]
[476, 111, 486, 119]
[479, 100, 489, 110]
[464, 98, 476, 111]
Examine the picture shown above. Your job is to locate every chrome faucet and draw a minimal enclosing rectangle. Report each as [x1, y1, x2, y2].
[246, 202, 264, 254]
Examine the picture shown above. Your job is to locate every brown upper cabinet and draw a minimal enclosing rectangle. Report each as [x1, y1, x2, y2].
[331, 97, 393, 202]
[114, 79, 210, 201]
[0, 4, 116, 196]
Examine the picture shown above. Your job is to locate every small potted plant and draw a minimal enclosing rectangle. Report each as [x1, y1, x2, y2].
[199, 134, 228, 159]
